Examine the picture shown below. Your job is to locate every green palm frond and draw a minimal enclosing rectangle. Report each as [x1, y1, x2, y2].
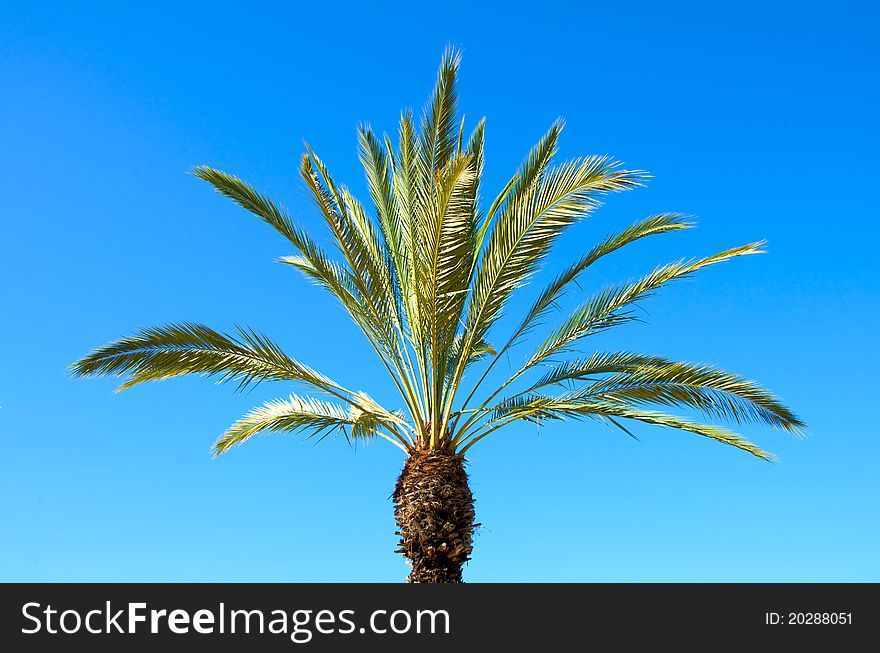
[358, 125, 399, 247]
[193, 166, 307, 252]
[459, 118, 485, 281]
[483, 351, 803, 434]
[492, 119, 563, 219]
[193, 166, 376, 337]
[510, 213, 694, 347]
[70, 322, 337, 393]
[358, 125, 408, 325]
[524, 241, 765, 370]
[586, 404, 776, 461]
[300, 150, 396, 333]
[463, 394, 774, 460]
[581, 360, 805, 433]
[528, 351, 677, 390]
[451, 351, 670, 442]
[416, 154, 476, 350]
[213, 393, 409, 456]
[419, 46, 461, 179]
[389, 110, 421, 343]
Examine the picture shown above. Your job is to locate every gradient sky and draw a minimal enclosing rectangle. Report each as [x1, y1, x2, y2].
[2, 1, 877, 582]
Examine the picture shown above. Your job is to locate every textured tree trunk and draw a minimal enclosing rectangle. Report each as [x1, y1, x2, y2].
[393, 447, 476, 583]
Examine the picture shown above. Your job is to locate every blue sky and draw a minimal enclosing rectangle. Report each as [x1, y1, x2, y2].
[1, 1, 877, 581]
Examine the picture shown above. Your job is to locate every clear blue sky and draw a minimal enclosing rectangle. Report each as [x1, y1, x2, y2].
[2, 1, 877, 582]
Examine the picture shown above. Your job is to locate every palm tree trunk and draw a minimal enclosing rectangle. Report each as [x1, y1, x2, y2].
[393, 447, 476, 583]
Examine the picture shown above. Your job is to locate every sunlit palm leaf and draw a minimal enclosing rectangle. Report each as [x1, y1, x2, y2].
[419, 47, 461, 180]
[193, 166, 373, 335]
[505, 351, 804, 432]
[581, 360, 805, 432]
[358, 125, 408, 327]
[525, 242, 765, 369]
[586, 404, 776, 461]
[213, 394, 408, 456]
[471, 393, 774, 460]
[416, 154, 476, 348]
[509, 213, 694, 348]
[69, 322, 337, 393]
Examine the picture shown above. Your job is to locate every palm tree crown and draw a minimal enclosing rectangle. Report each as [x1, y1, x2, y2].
[71, 48, 804, 464]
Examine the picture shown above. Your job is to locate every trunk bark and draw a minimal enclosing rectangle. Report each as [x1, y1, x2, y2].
[392, 448, 476, 583]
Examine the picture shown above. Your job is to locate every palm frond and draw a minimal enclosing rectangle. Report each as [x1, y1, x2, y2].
[193, 166, 374, 333]
[300, 151, 396, 329]
[587, 403, 776, 461]
[525, 241, 764, 369]
[390, 110, 422, 347]
[193, 166, 308, 252]
[358, 125, 408, 324]
[213, 393, 408, 456]
[529, 351, 676, 391]
[447, 152, 645, 430]
[466, 393, 774, 460]
[419, 46, 461, 178]
[358, 125, 399, 245]
[298, 152, 402, 356]
[415, 153, 477, 351]
[509, 213, 693, 348]
[69, 322, 338, 393]
[461, 118, 486, 276]
[507, 351, 803, 434]
[581, 360, 805, 433]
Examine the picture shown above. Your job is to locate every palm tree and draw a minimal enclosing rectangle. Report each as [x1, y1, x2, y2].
[71, 48, 804, 583]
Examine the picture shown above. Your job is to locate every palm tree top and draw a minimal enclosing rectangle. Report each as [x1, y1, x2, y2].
[71, 47, 804, 461]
